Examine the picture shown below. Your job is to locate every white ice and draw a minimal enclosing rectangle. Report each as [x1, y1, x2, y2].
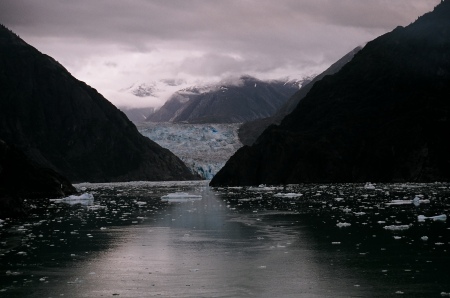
[161, 192, 202, 202]
[417, 214, 447, 222]
[137, 123, 242, 179]
[336, 222, 351, 228]
[383, 225, 411, 231]
[50, 193, 94, 205]
[273, 193, 303, 198]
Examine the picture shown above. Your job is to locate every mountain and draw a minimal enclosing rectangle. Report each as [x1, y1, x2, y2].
[0, 25, 199, 183]
[211, 1, 450, 186]
[0, 139, 76, 218]
[238, 46, 362, 146]
[146, 76, 309, 123]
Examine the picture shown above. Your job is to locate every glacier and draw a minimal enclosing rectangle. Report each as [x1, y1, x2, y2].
[137, 122, 242, 179]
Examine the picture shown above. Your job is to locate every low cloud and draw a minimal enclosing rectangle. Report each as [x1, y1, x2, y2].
[0, 0, 440, 108]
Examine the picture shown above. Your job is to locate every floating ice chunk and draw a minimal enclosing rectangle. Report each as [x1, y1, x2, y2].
[421, 236, 429, 241]
[332, 242, 341, 245]
[354, 212, 366, 216]
[395, 291, 404, 294]
[418, 214, 447, 222]
[364, 182, 376, 190]
[334, 198, 344, 202]
[441, 292, 450, 297]
[383, 225, 411, 231]
[51, 193, 94, 206]
[273, 193, 303, 198]
[161, 192, 202, 202]
[87, 205, 106, 211]
[336, 222, 351, 228]
[386, 197, 430, 206]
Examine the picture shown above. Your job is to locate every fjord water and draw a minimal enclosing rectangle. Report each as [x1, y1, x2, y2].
[1, 182, 449, 297]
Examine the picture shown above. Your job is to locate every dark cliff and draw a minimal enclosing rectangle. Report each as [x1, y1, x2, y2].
[238, 46, 362, 146]
[0, 139, 76, 218]
[211, 1, 450, 186]
[0, 25, 198, 182]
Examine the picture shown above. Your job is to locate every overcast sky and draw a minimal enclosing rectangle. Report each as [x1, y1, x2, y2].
[0, 0, 440, 108]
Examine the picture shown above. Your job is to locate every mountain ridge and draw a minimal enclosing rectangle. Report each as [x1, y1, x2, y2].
[146, 76, 310, 124]
[211, 1, 450, 186]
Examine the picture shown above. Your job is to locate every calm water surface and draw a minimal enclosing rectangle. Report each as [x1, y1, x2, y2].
[1, 181, 449, 297]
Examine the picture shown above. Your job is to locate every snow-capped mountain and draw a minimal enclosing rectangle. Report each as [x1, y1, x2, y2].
[146, 75, 313, 123]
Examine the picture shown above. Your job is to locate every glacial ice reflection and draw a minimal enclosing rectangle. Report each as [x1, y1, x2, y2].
[1, 181, 449, 297]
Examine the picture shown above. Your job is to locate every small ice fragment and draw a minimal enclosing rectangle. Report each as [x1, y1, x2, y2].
[364, 182, 376, 190]
[421, 236, 428, 241]
[258, 266, 267, 269]
[336, 222, 351, 228]
[383, 225, 410, 231]
[334, 198, 344, 202]
[395, 291, 404, 294]
[273, 193, 303, 198]
[332, 242, 341, 245]
[393, 236, 402, 240]
[441, 292, 450, 297]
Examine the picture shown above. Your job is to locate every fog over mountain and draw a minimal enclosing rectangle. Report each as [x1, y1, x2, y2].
[0, 0, 439, 109]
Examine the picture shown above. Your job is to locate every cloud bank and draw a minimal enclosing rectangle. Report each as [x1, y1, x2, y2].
[0, 0, 440, 108]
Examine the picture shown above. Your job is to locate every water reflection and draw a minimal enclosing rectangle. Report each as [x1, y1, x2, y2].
[1, 182, 449, 297]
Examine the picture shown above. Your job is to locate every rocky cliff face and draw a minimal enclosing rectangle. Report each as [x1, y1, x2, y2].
[147, 76, 304, 124]
[0, 25, 198, 183]
[211, 1, 450, 186]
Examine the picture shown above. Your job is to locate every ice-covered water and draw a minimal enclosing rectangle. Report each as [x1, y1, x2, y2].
[1, 182, 449, 297]
[137, 123, 242, 179]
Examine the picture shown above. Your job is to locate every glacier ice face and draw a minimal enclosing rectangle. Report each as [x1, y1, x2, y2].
[137, 122, 242, 179]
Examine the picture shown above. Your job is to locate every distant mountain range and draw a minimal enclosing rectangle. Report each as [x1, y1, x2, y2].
[146, 76, 312, 123]
[211, 1, 450, 186]
[0, 24, 198, 188]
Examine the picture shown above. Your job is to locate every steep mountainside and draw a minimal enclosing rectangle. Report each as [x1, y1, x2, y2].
[0, 25, 198, 182]
[0, 139, 76, 218]
[147, 76, 306, 123]
[238, 46, 362, 146]
[211, 1, 450, 186]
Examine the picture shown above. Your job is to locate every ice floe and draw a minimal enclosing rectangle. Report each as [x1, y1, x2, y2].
[161, 192, 202, 202]
[273, 193, 303, 198]
[383, 225, 411, 231]
[336, 222, 351, 228]
[50, 193, 94, 205]
[386, 197, 430, 206]
[418, 214, 447, 222]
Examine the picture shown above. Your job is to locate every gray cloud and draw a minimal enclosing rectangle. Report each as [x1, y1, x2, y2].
[0, 0, 440, 108]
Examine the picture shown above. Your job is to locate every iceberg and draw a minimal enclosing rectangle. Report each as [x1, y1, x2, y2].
[161, 192, 202, 202]
[50, 193, 94, 206]
[364, 182, 376, 190]
[417, 214, 447, 222]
